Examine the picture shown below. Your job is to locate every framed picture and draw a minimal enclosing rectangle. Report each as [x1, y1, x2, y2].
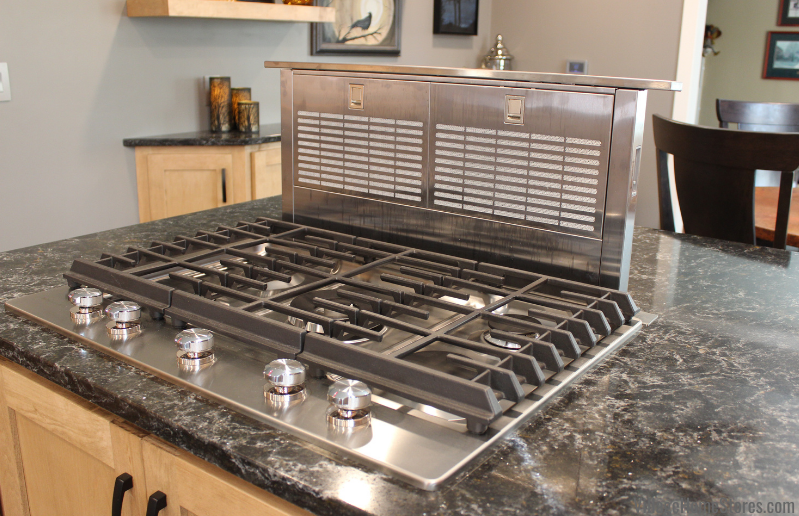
[433, 0, 479, 36]
[763, 32, 799, 80]
[312, 0, 401, 55]
[778, 0, 799, 26]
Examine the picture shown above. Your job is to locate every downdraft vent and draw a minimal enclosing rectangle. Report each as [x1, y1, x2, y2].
[295, 111, 426, 207]
[432, 124, 603, 234]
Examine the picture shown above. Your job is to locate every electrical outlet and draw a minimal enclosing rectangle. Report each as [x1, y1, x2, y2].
[0, 63, 10, 102]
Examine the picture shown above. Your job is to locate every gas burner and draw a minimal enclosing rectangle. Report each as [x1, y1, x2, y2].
[287, 290, 388, 345]
[440, 292, 492, 310]
[255, 243, 344, 275]
[483, 314, 542, 350]
[256, 274, 305, 298]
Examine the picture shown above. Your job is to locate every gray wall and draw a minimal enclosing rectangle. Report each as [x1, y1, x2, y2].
[490, 0, 685, 229]
[0, 0, 492, 252]
[698, 0, 799, 127]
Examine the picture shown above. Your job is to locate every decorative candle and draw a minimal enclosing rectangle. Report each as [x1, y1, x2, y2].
[231, 87, 252, 131]
[209, 76, 232, 132]
[236, 101, 260, 133]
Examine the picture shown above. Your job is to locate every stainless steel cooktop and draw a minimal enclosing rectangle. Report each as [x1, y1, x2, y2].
[5, 217, 654, 490]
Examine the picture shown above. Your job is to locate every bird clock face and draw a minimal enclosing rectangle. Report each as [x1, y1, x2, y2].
[331, 0, 396, 45]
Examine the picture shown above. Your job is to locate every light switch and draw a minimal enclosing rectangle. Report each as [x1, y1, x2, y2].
[0, 63, 10, 102]
[349, 84, 364, 110]
[505, 95, 524, 124]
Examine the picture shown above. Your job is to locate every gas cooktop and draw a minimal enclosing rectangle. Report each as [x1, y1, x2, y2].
[5, 216, 655, 490]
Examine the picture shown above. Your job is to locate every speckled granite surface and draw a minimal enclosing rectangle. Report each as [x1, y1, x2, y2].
[122, 124, 281, 147]
[2, 196, 798, 515]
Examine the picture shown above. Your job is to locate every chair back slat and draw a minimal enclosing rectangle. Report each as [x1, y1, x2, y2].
[717, 99, 799, 132]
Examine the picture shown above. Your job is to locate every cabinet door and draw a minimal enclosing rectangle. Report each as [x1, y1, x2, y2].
[141, 438, 309, 516]
[147, 153, 234, 220]
[0, 359, 148, 516]
[251, 143, 282, 199]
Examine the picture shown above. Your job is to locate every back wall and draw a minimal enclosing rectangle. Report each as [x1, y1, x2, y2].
[0, 0, 492, 252]
[490, 0, 685, 230]
[698, 0, 799, 126]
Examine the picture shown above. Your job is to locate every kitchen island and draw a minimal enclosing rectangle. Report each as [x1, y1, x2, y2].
[1, 196, 797, 515]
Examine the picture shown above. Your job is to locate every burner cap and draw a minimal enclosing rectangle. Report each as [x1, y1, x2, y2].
[484, 314, 541, 350]
[289, 289, 351, 312]
[486, 314, 541, 335]
[287, 289, 386, 345]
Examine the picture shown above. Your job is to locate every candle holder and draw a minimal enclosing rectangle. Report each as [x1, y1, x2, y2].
[231, 87, 252, 131]
[236, 101, 260, 133]
[209, 76, 232, 132]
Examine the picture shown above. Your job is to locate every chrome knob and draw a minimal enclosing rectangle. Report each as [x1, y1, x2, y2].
[175, 329, 214, 354]
[105, 301, 141, 323]
[105, 301, 142, 337]
[68, 288, 104, 324]
[68, 288, 103, 308]
[328, 379, 371, 412]
[326, 379, 372, 429]
[265, 359, 306, 388]
[264, 359, 306, 402]
[175, 328, 216, 369]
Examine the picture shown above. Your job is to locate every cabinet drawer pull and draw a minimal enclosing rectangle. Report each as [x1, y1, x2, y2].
[221, 168, 227, 203]
[145, 491, 167, 516]
[111, 473, 133, 516]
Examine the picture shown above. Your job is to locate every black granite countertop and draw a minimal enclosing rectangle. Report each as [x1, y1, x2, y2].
[122, 124, 281, 147]
[2, 197, 798, 516]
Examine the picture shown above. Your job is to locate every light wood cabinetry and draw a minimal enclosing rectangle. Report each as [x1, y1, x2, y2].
[141, 438, 309, 516]
[126, 0, 335, 23]
[0, 358, 148, 516]
[0, 358, 308, 516]
[134, 142, 281, 223]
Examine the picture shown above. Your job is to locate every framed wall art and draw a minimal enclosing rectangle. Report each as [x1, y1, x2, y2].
[566, 60, 588, 74]
[763, 32, 799, 80]
[778, 0, 799, 26]
[433, 0, 479, 36]
[312, 0, 401, 55]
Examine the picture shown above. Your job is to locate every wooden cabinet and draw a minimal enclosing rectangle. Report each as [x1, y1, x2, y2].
[0, 358, 308, 516]
[134, 142, 281, 223]
[141, 438, 307, 516]
[125, 0, 335, 23]
[0, 358, 148, 516]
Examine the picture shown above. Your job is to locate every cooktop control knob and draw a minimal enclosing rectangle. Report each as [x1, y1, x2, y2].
[326, 379, 372, 429]
[264, 359, 306, 403]
[175, 329, 216, 368]
[105, 301, 142, 338]
[265, 359, 306, 389]
[68, 287, 104, 324]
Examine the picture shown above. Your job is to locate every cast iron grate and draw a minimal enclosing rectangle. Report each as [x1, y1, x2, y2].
[63, 217, 639, 434]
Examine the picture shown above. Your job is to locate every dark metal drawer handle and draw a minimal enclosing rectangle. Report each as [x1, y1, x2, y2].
[145, 491, 167, 516]
[111, 473, 133, 516]
[221, 168, 227, 203]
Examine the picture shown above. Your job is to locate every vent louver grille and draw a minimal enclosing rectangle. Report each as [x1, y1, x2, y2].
[431, 124, 603, 234]
[295, 110, 426, 206]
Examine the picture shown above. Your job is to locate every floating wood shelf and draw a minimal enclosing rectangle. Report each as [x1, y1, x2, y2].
[126, 0, 335, 23]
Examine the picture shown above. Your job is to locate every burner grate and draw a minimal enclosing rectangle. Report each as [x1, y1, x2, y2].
[63, 216, 640, 434]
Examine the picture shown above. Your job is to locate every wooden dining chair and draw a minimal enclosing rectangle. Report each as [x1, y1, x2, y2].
[653, 114, 799, 249]
[716, 99, 799, 132]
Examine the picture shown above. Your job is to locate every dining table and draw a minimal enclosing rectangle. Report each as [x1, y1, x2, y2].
[755, 186, 799, 248]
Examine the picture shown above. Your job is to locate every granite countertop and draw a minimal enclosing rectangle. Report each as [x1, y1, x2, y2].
[122, 124, 281, 147]
[1, 197, 798, 515]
